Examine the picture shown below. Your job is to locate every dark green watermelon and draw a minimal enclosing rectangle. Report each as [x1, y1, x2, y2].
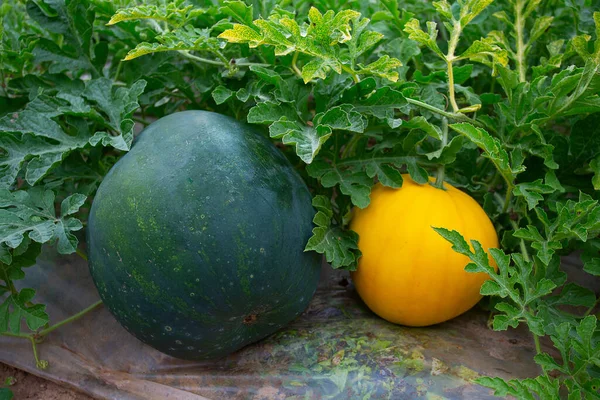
[87, 111, 321, 360]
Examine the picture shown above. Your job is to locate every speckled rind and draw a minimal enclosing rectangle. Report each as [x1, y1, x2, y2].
[87, 110, 321, 360]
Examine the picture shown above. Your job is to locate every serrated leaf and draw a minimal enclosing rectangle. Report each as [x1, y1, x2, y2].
[307, 161, 372, 208]
[247, 102, 297, 124]
[84, 78, 146, 151]
[301, 58, 340, 84]
[27, 0, 97, 75]
[0, 188, 85, 254]
[404, 19, 445, 59]
[529, 16, 554, 46]
[211, 85, 233, 105]
[60, 193, 87, 217]
[423, 135, 467, 164]
[513, 179, 556, 210]
[269, 120, 331, 163]
[0, 96, 90, 187]
[450, 123, 522, 186]
[459, 0, 494, 26]
[219, 1, 254, 25]
[304, 195, 361, 269]
[402, 116, 442, 140]
[123, 27, 223, 61]
[353, 85, 407, 128]
[356, 55, 402, 82]
[546, 283, 596, 308]
[0, 288, 48, 333]
[457, 37, 509, 67]
[108, 3, 205, 28]
[591, 156, 600, 190]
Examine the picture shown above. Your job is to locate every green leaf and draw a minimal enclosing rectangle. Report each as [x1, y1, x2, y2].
[219, 1, 254, 25]
[450, 123, 522, 186]
[108, 3, 206, 28]
[0, 388, 13, 400]
[123, 27, 223, 61]
[269, 120, 331, 164]
[308, 161, 373, 208]
[301, 58, 340, 84]
[0, 288, 48, 333]
[356, 55, 402, 82]
[28, 0, 97, 75]
[0, 188, 85, 254]
[459, 0, 494, 26]
[513, 179, 556, 210]
[247, 102, 297, 124]
[423, 135, 467, 165]
[403, 19, 445, 59]
[85, 78, 147, 151]
[353, 85, 407, 128]
[60, 193, 87, 217]
[0, 96, 90, 186]
[457, 37, 509, 68]
[402, 116, 442, 140]
[569, 113, 600, 164]
[529, 16, 554, 45]
[304, 195, 361, 269]
[212, 85, 234, 105]
[591, 155, 600, 190]
[546, 283, 596, 308]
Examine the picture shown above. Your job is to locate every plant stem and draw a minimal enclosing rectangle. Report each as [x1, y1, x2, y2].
[510, 219, 531, 262]
[340, 134, 362, 159]
[584, 297, 600, 317]
[291, 51, 302, 78]
[514, 0, 527, 83]
[405, 98, 484, 127]
[341, 65, 360, 83]
[434, 117, 449, 189]
[447, 60, 459, 112]
[532, 330, 542, 355]
[179, 51, 270, 69]
[37, 300, 103, 337]
[113, 59, 123, 82]
[445, 21, 461, 113]
[6, 279, 18, 296]
[179, 51, 227, 66]
[1, 300, 103, 369]
[29, 336, 47, 369]
[75, 248, 88, 262]
[503, 186, 513, 213]
[1, 331, 30, 339]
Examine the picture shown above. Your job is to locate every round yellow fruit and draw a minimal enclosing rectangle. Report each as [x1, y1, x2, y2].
[350, 174, 499, 327]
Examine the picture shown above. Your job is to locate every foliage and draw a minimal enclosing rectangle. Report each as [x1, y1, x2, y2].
[1, 0, 600, 395]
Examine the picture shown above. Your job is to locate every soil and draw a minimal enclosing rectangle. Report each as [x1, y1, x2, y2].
[0, 363, 93, 400]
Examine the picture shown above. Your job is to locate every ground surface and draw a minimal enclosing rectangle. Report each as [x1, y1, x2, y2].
[0, 363, 93, 400]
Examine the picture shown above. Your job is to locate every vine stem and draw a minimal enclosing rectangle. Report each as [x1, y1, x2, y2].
[445, 20, 461, 113]
[514, 0, 527, 83]
[179, 51, 270, 68]
[37, 300, 103, 336]
[341, 65, 360, 83]
[532, 329, 542, 355]
[584, 297, 600, 317]
[434, 117, 449, 189]
[503, 186, 514, 214]
[75, 248, 88, 262]
[340, 134, 362, 159]
[291, 51, 302, 78]
[446, 60, 459, 112]
[405, 98, 484, 127]
[0, 300, 103, 369]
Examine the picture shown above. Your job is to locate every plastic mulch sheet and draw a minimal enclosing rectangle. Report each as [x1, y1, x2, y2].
[1, 251, 566, 400]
